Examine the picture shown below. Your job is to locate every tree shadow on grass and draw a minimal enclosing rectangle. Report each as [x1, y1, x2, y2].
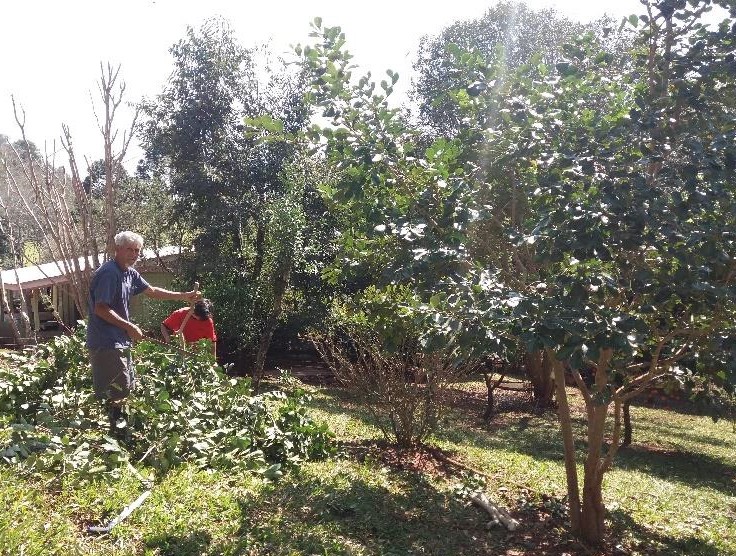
[628, 416, 736, 451]
[145, 529, 215, 556]
[609, 507, 726, 556]
[308, 386, 734, 496]
[615, 444, 735, 494]
[435, 410, 586, 465]
[443, 417, 735, 494]
[437, 403, 736, 495]
[304, 386, 380, 426]
[205, 466, 533, 556]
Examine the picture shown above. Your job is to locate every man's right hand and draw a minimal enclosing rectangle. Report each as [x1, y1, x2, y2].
[127, 323, 144, 341]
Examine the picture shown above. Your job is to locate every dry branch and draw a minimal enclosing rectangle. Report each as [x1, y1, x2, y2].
[470, 492, 520, 531]
[1, 65, 137, 318]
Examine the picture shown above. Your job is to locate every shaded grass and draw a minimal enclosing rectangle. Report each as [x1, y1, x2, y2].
[1, 382, 734, 555]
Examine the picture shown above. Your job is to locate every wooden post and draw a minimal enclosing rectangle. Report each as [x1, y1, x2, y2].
[51, 286, 58, 318]
[31, 289, 40, 332]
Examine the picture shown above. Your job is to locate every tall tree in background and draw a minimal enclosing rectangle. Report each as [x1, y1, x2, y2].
[412, 1, 585, 136]
[0, 136, 45, 266]
[140, 18, 332, 365]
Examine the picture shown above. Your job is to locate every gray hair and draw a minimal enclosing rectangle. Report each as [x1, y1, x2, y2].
[114, 231, 144, 248]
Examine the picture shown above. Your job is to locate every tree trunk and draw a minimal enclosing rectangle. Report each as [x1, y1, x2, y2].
[579, 404, 608, 546]
[483, 373, 495, 420]
[482, 371, 505, 420]
[525, 349, 555, 410]
[622, 400, 632, 447]
[547, 351, 581, 533]
[252, 259, 291, 393]
[580, 469, 606, 545]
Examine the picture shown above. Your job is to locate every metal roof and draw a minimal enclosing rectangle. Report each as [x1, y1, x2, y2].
[0, 245, 185, 291]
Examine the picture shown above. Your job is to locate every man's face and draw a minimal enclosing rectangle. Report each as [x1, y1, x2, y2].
[115, 242, 142, 269]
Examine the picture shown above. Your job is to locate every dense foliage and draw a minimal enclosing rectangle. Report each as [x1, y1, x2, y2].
[139, 19, 338, 362]
[292, 0, 735, 544]
[0, 326, 335, 484]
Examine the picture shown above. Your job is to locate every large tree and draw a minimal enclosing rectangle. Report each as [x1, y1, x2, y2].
[411, 3, 637, 409]
[300, 0, 735, 545]
[140, 19, 336, 366]
[496, 0, 736, 543]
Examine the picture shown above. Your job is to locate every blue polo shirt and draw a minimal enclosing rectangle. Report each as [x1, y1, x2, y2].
[86, 260, 150, 349]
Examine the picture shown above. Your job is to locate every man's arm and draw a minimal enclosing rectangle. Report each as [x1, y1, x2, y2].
[144, 286, 200, 302]
[94, 303, 143, 341]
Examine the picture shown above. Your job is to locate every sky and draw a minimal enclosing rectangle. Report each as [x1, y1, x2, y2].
[0, 0, 647, 170]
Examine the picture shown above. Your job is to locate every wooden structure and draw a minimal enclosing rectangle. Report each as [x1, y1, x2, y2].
[0, 246, 185, 338]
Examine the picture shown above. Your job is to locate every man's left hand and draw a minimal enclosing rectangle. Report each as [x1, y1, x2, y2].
[184, 289, 202, 303]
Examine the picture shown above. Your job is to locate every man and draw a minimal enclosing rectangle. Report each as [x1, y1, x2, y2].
[161, 298, 217, 358]
[87, 231, 200, 435]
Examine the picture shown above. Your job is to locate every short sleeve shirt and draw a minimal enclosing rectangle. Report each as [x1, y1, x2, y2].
[163, 307, 217, 343]
[86, 259, 150, 348]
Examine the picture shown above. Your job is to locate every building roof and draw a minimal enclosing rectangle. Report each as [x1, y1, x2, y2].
[0, 245, 185, 291]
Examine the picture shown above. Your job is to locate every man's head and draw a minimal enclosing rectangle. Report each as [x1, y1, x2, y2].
[193, 299, 213, 320]
[114, 231, 144, 269]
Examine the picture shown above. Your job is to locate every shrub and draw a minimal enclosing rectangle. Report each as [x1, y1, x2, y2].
[313, 286, 477, 448]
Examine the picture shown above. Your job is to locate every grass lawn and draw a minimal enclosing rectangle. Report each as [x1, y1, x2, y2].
[1, 380, 734, 555]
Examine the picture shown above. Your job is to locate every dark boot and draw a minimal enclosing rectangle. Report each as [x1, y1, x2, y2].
[106, 401, 127, 441]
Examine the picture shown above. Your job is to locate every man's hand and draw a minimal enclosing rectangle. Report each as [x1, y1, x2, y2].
[183, 289, 202, 303]
[127, 323, 144, 341]
[183, 281, 201, 303]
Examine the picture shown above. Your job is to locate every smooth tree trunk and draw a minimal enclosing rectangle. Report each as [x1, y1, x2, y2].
[548, 351, 581, 533]
[580, 404, 609, 545]
[558, 347, 619, 547]
[581, 470, 606, 544]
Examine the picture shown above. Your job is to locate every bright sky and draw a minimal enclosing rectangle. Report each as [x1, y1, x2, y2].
[0, 0, 646, 170]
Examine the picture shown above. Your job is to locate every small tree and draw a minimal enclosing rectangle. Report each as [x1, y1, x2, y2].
[313, 286, 477, 448]
[0, 63, 137, 318]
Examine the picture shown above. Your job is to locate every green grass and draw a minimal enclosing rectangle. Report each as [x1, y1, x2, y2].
[1, 383, 734, 555]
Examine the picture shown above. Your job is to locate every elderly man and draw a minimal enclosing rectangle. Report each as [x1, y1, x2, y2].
[87, 231, 199, 436]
